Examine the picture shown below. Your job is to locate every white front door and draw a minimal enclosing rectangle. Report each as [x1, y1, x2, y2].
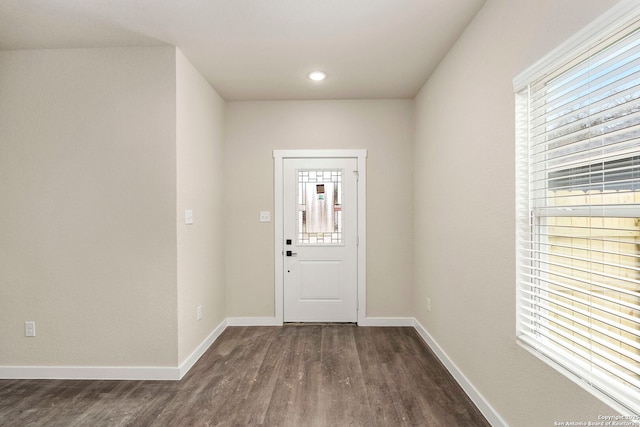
[283, 157, 358, 322]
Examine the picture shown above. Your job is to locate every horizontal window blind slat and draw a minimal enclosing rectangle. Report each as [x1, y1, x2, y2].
[530, 57, 640, 122]
[529, 27, 640, 109]
[524, 270, 640, 313]
[530, 83, 640, 140]
[518, 315, 640, 388]
[533, 166, 640, 190]
[531, 104, 640, 154]
[530, 151, 640, 180]
[519, 310, 640, 377]
[542, 157, 640, 177]
[530, 190, 640, 200]
[530, 205, 640, 217]
[519, 273, 640, 325]
[518, 328, 640, 395]
[526, 254, 640, 276]
[526, 239, 640, 261]
[529, 131, 640, 170]
[523, 254, 640, 288]
[531, 189, 640, 201]
[518, 292, 640, 353]
[518, 289, 640, 333]
[518, 284, 640, 335]
[531, 74, 640, 137]
[518, 327, 640, 389]
[521, 250, 640, 285]
[518, 295, 640, 350]
[529, 24, 640, 90]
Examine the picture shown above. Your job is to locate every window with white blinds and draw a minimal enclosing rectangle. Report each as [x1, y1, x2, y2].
[515, 1, 640, 415]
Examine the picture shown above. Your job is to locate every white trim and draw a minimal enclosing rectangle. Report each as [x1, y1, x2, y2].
[0, 319, 230, 381]
[356, 153, 367, 326]
[0, 365, 181, 381]
[513, 0, 640, 90]
[274, 152, 284, 324]
[358, 317, 414, 327]
[178, 318, 228, 379]
[226, 317, 282, 326]
[273, 149, 368, 325]
[273, 149, 367, 159]
[0, 315, 510, 424]
[413, 319, 508, 427]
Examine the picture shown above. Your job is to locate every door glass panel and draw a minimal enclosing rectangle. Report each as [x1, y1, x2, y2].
[297, 169, 343, 245]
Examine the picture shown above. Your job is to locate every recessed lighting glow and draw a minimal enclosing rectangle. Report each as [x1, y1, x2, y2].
[308, 71, 327, 81]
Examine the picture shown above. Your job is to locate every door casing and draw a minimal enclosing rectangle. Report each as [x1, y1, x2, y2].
[274, 149, 367, 325]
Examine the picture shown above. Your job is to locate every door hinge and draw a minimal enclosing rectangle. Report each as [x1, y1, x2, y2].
[353, 170, 359, 181]
[357, 235, 360, 246]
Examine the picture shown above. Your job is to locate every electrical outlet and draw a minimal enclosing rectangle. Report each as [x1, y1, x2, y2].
[427, 298, 431, 313]
[259, 211, 271, 222]
[196, 305, 202, 321]
[25, 321, 36, 337]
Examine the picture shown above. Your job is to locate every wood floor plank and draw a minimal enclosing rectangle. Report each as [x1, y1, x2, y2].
[0, 326, 490, 426]
[226, 327, 288, 425]
[353, 327, 407, 425]
[263, 325, 314, 426]
[319, 325, 371, 426]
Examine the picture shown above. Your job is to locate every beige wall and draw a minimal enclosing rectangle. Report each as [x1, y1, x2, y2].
[176, 50, 227, 363]
[224, 100, 414, 318]
[0, 47, 179, 366]
[413, 0, 620, 425]
[2, 5, 633, 421]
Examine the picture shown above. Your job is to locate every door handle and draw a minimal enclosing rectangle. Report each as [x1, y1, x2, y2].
[286, 251, 297, 257]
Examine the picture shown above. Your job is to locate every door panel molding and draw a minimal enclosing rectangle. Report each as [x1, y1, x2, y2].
[273, 149, 367, 325]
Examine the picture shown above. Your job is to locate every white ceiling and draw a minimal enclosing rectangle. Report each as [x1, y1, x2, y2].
[0, 0, 485, 101]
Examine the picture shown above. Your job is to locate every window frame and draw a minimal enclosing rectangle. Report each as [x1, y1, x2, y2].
[514, 0, 640, 417]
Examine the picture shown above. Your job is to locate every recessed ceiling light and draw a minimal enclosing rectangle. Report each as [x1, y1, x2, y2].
[308, 71, 327, 81]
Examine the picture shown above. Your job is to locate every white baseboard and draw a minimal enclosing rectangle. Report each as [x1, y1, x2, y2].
[226, 317, 282, 326]
[0, 319, 230, 381]
[359, 317, 414, 327]
[178, 318, 228, 379]
[412, 319, 507, 427]
[0, 312, 510, 426]
[0, 365, 180, 381]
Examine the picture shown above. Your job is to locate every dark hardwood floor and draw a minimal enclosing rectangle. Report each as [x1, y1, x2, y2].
[0, 326, 490, 426]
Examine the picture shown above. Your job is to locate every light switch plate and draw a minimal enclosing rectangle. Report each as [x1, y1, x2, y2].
[185, 209, 194, 225]
[25, 321, 36, 337]
[259, 211, 271, 222]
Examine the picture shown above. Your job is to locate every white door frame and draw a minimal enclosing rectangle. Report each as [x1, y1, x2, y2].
[274, 149, 367, 325]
